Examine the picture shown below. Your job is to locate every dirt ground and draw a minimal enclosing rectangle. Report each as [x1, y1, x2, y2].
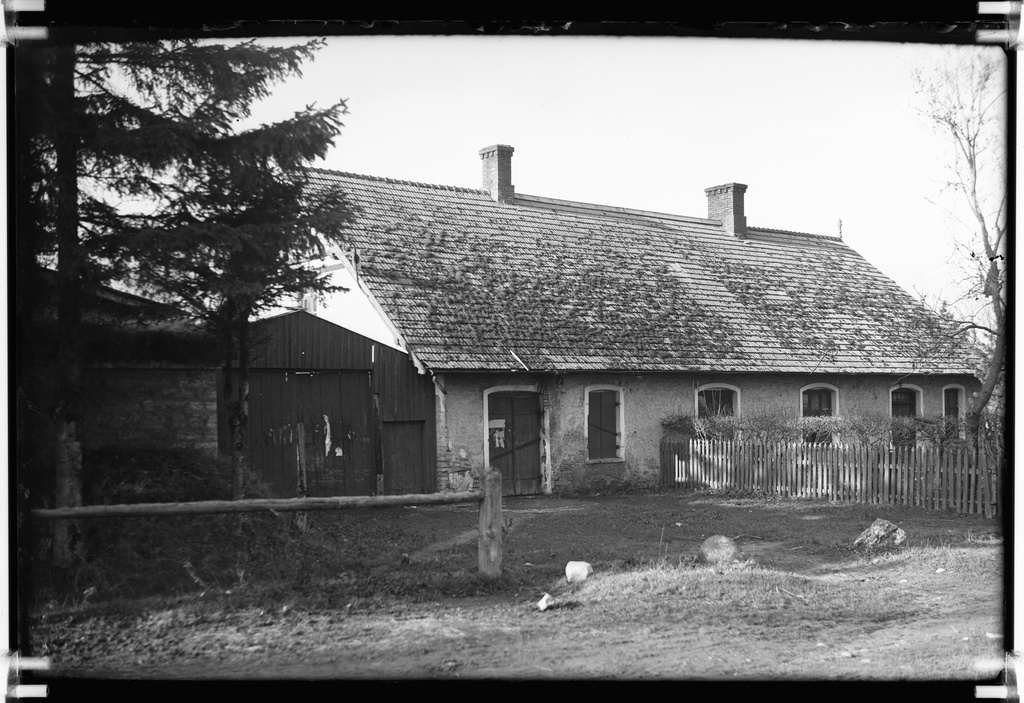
[27, 491, 1007, 688]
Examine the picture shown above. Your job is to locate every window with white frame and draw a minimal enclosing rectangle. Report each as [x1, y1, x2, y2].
[696, 384, 740, 418]
[890, 386, 921, 417]
[890, 384, 922, 448]
[942, 384, 966, 439]
[801, 384, 837, 444]
[586, 385, 623, 462]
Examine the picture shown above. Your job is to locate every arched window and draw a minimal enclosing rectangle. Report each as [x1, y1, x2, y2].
[890, 384, 922, 448]
[695, 384, 740, 418]
[942, 384, 966, 440]
[890, 385, 921, 417]
[801, 384, 838, 444]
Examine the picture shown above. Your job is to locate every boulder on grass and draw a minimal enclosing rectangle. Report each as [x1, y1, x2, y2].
[698, 535, 741, 566]
[853, 519, 906, 548]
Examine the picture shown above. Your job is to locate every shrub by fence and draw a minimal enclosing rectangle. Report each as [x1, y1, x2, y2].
[31, 467, 506, 576]
[661, 439, 1002, 518]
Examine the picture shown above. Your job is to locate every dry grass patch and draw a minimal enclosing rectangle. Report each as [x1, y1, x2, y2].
[553, 559, 921, 629]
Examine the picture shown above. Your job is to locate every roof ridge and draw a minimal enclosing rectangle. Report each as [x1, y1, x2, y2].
[748, 225, 843, 242]
[514, 192, 716, 226]
[306, 166, 483, 194]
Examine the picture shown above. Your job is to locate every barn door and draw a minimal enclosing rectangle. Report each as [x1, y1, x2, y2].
[247, 370, 374, 497]
[488, 391, 542, 496]
[381, 421, 426, 495]
[294, 372, 374, 497]
[373, 344, 437, 495]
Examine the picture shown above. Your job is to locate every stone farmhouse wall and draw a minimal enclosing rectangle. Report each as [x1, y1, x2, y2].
[433, 371, 981, 495]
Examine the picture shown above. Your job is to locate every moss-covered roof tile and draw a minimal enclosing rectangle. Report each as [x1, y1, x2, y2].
[306, 168, 974, 376]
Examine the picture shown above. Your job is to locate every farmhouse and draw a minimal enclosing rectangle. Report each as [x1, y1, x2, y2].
[300, 144, 979, 496]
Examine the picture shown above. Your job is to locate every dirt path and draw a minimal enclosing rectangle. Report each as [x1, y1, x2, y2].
[52, 570, 1002, 682]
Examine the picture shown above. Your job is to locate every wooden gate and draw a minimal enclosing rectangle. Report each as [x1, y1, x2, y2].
[246, 369, 375, 497]
[488, 391, 543, 496]
[375, 344, 437, 495]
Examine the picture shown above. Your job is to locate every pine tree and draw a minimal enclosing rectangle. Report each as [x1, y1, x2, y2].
[16, 38, 353, 563]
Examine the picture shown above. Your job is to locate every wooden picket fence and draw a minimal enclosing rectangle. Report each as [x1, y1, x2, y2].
[660, 439, 1002, 518]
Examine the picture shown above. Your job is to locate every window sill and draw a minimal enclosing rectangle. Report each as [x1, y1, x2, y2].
[586, 457, 625, 465]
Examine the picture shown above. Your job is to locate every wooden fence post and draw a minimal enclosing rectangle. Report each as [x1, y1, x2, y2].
[478, 467, 503, 577]
[968, 451, 976, 515]
[913, 446, 921, 505]
[921, 448, 929, 509]
[937, 448, 944, 511]
[838, 445, 844, 502]
[295, 422, 308, 533]
[852, 444, 859, 504]
[809, 443, 816, 499]
[868, 445, 875, 504]
[828, 445, 835, 502]
[878, 445, 885, 505]
[956, 448, 964, 513]
[923, 447, 931, 511]
[979, 451, 990, 519]
[762, 442, 769, 494]
[786, 443, 794, 497]
[712, 439, 719, 489]
[896, 445, 904, 506]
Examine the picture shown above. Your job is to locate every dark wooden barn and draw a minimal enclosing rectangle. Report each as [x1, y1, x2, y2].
[221, 311, 436, 498]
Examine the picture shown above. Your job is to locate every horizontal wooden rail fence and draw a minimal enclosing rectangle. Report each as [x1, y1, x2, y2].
[661, 439, 1002, 519]
[31, 491, 482, 519]
[31, 468, 505, 576]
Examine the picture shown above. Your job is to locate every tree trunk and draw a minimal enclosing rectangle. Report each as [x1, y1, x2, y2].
[965, 313, 1005, 454]
[52, 44, 83, 568]
[228, 316, 252, 499]
[236, 318, 252, 496]
[229, 381, 250, 499]
[222, 328, 247, 500]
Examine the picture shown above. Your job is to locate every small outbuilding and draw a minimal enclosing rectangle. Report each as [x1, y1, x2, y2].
[75, 305, 435, 497]
[234, 310, 436, 497]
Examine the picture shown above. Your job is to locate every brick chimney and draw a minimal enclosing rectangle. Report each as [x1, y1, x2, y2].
[479, 144, 515, 204]
[704, 183, 748, 237]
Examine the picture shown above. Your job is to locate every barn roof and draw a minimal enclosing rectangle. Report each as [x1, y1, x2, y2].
[305, 154, 974, 377]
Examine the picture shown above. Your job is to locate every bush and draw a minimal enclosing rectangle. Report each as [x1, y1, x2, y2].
[83, 446, 234, 505]
[661, 411, 972, 451]
[31, 447, 291, 599]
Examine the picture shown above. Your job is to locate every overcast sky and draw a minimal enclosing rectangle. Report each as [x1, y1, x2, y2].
[249, 35, 1009, 339]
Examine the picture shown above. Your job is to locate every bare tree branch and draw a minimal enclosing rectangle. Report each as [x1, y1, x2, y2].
[912, 47, 1007, 449]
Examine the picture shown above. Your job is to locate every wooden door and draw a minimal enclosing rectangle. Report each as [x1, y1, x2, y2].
[488, 391, 542, 496]
[381, 421, 426, 496]
[247, 370, 374, 497]
[374, 344, 437, 495]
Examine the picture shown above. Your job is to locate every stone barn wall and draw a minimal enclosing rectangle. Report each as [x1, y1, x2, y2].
[81, 366, 221, 454]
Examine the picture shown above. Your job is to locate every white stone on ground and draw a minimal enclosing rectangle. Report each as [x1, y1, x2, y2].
[698, 535, 741, 565]
[565, 561, 593, 583]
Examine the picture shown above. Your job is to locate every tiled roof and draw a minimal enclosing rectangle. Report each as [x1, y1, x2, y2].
[306, 168, 974, 376]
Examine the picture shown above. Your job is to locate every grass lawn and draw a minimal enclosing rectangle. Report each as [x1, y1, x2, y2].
[25, 488, 1005, 683]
